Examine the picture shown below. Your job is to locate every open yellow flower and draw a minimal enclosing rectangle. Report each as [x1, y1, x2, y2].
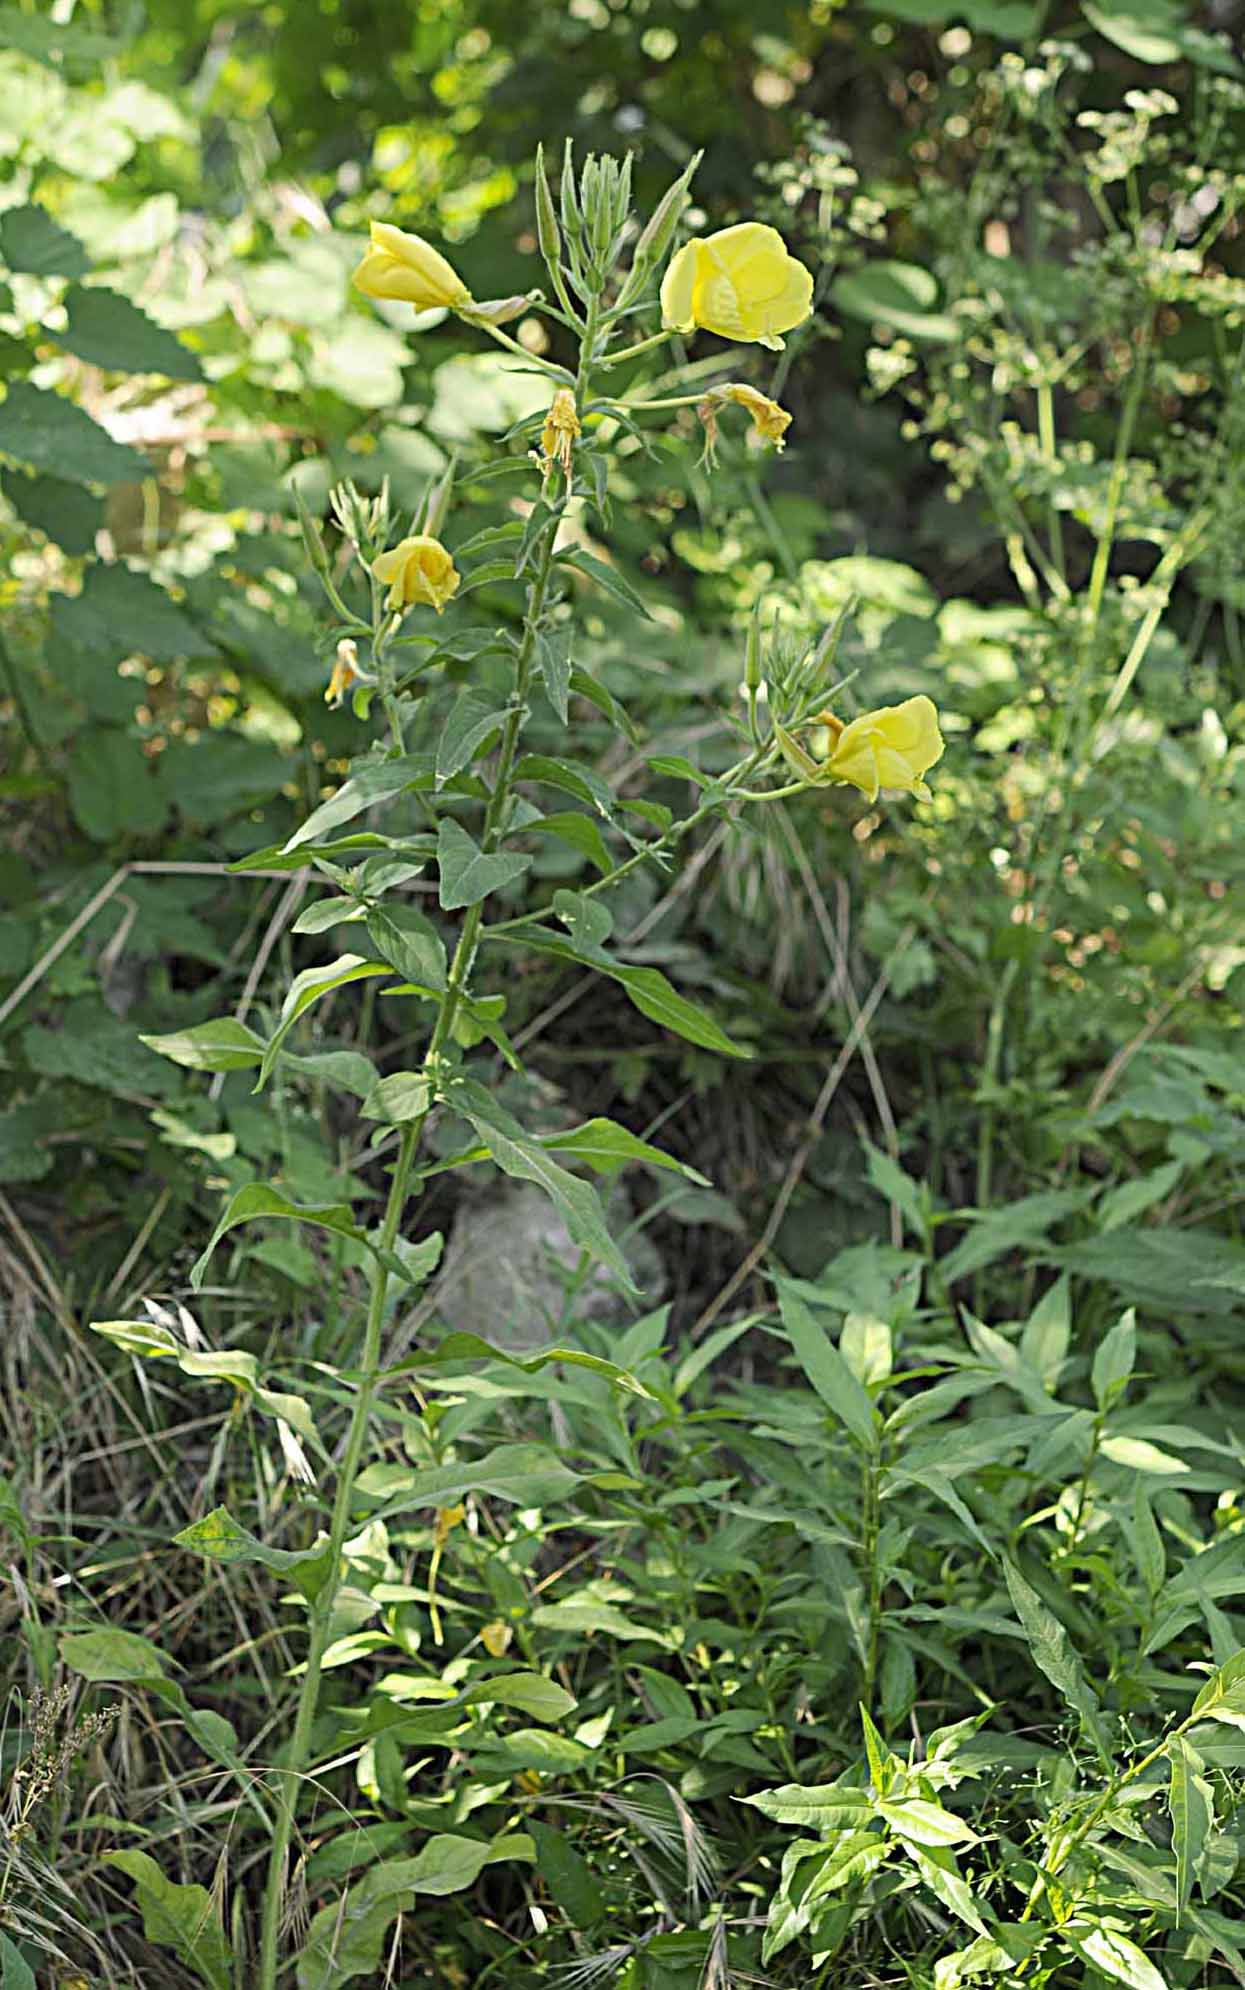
[661, 222, 814, 348]
[819, 695, 944, 803]
[352, 222, 473, 311]
[372, 535, 461, 614]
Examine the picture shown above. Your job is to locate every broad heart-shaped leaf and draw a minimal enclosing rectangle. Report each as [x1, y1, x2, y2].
[436, 689, 508, 785]
[490, 929, 751, 1059]
[139, 1017, 264, 1072]
[436, 817, 532, 911]
[1169, 1734, 1214, 1921]
[174, 1506, 334, 1602]
[831, 260, 958, 342]
[0, 202, 89, 277]
[54, 284, 202, 380]
[103, 1851, 232, 1990]
[283, 754, 435, 855]
[188, 1182, 371, 1290]
[355, 1442, 582, 1519]
[445, 1077, 634, 1289]
[257, 955, 393, 1089]
[776, 1280, 879, 1451]
[366, 905, 447, 992]
[0, 380, 150, 485]
[1003, 1560, 1110, 1762]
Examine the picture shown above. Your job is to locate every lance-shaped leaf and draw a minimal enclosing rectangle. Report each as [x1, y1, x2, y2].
[1169, 1733, 1214, 1920]
[185, 1183, 370, 1291]
[490, 928, 750, 1058]
[256, 955, 393, 1089]
[1004, 1560, 1109, 1761]
[139, 1017, 264, 1072]
[283, 754, 435, 854]
[174, 1506, 334, 1602]
[104, 1852, 231, 1990]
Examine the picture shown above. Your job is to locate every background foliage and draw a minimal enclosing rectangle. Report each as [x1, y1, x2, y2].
[4, 0, 1245, 1984]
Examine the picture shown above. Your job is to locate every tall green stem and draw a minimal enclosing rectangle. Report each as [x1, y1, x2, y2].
[257, 298, 604, 1986]
[257, 1123, 417, 1989]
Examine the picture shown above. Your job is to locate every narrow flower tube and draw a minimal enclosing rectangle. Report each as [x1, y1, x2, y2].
[372, 535, 461, 614]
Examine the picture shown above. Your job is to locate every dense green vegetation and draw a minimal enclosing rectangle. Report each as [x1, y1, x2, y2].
[4, 1, 1245, 1985]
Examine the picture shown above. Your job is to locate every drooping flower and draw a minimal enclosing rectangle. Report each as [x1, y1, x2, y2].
[325, 637, 359, 707]
[372, 535, 461, 614]
[540, 387, 581, 482]
[817, 695, 945, 803]
[661, 222, 814, 348]
[352, 221, 473, 311]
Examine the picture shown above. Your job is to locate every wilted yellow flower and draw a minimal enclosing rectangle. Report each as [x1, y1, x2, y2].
[481, 1620, 513, 1658]
[714, 382, 793, 455]
[372, 535, 461, 614]
[325, 638, 359, 708]
[661, 222, 814, 348]
[818, 695, 945, 803]
[434, 1503, 466, 1548]
[352, 221, 473, 311]
[540, 387, 581, 482]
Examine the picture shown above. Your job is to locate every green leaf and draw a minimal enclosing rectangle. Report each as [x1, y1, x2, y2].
[361, 1071, 432, 1123]
[776, 1281, 878, 1451]
[66, 728, 167, 841]
[391, 1332, 654, 1399]
[744, 1784, 873, 1831]
[863, 1141, 929, 1241]
[356, 1443, 581, 1516]
[104, 1851, 232, 1990]
[1003, 1561, 1108, 1760]
[552, 887, 613, 950]
[91, 1319, 323, 1449]
[1064, 1921, 1171, 1990]
[54, 284, 202, 380]
[1, 467, 102, 553]
[528, 1822, 605, 1927]
[832, 260, 958, 343]
[61, 1628, 170, 1681]
[1169, 1734, 1214, 1921]
[568, 664, 640, 743]
[173, 1507, 333, 1602]
[531, 809, 613, 875]
[0, 203, 89, 277]
[1192, 1649, 1245, 1721]
[491, 929, 751, 1058]
[535, 627, 572, 721]
[1099, 1435, 1188, 1476]
[53, 561, 212, 660]
[906, 1845, 990, 1939]
[0, 1933, 35, 1990]
[283, 755, 435, 855]
[189, 1183, 369, 1290]
[940, 1189, 1088, 1285]
[515, 753, 614, 815]
[458, 1672, 577, 1722]
[877, 1798, 978, 1848]
[257, 955, 393, 1088]
[0, 379, 149, 485]
[1092, 1309, 1136, 1411]
[437, 818, 532, 910]
[1097, 1161, 1184, 1234]
[531, 1598, 670, 1644]
[436, 690, 507, 784]
[545, 1117, 709, 1183]
[295, 1839, 498, 1990]
[560, 546, 654, 619]
[366, 905, 447, 992]
[139, 1018, 264, 1072]
[446, 1077, 634, 1288]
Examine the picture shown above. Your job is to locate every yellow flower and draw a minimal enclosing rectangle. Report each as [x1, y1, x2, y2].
[480, 1620, 513, 1658]
[352, 221, 473, 311]
[661, 222, 814, 348]
[540, 387, 581, 481]
[721, 383, 793, 447]
[372, 535, 461, 614]
[819, 695, 945, 803]
[433, 1503, 466, 1548]
[324, 638, 358, 708]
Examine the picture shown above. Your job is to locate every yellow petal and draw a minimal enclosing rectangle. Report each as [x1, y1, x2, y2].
[353, 222, 471, 309]
[660, 240, 700, 332]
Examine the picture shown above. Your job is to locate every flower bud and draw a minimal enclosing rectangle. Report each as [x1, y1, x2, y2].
[420, 456, 456, 539]
[744, 604, 764, 692]
[534, 144, 561, 269]
[352, 222, 473, 312]
[632, 150, 703, 272]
